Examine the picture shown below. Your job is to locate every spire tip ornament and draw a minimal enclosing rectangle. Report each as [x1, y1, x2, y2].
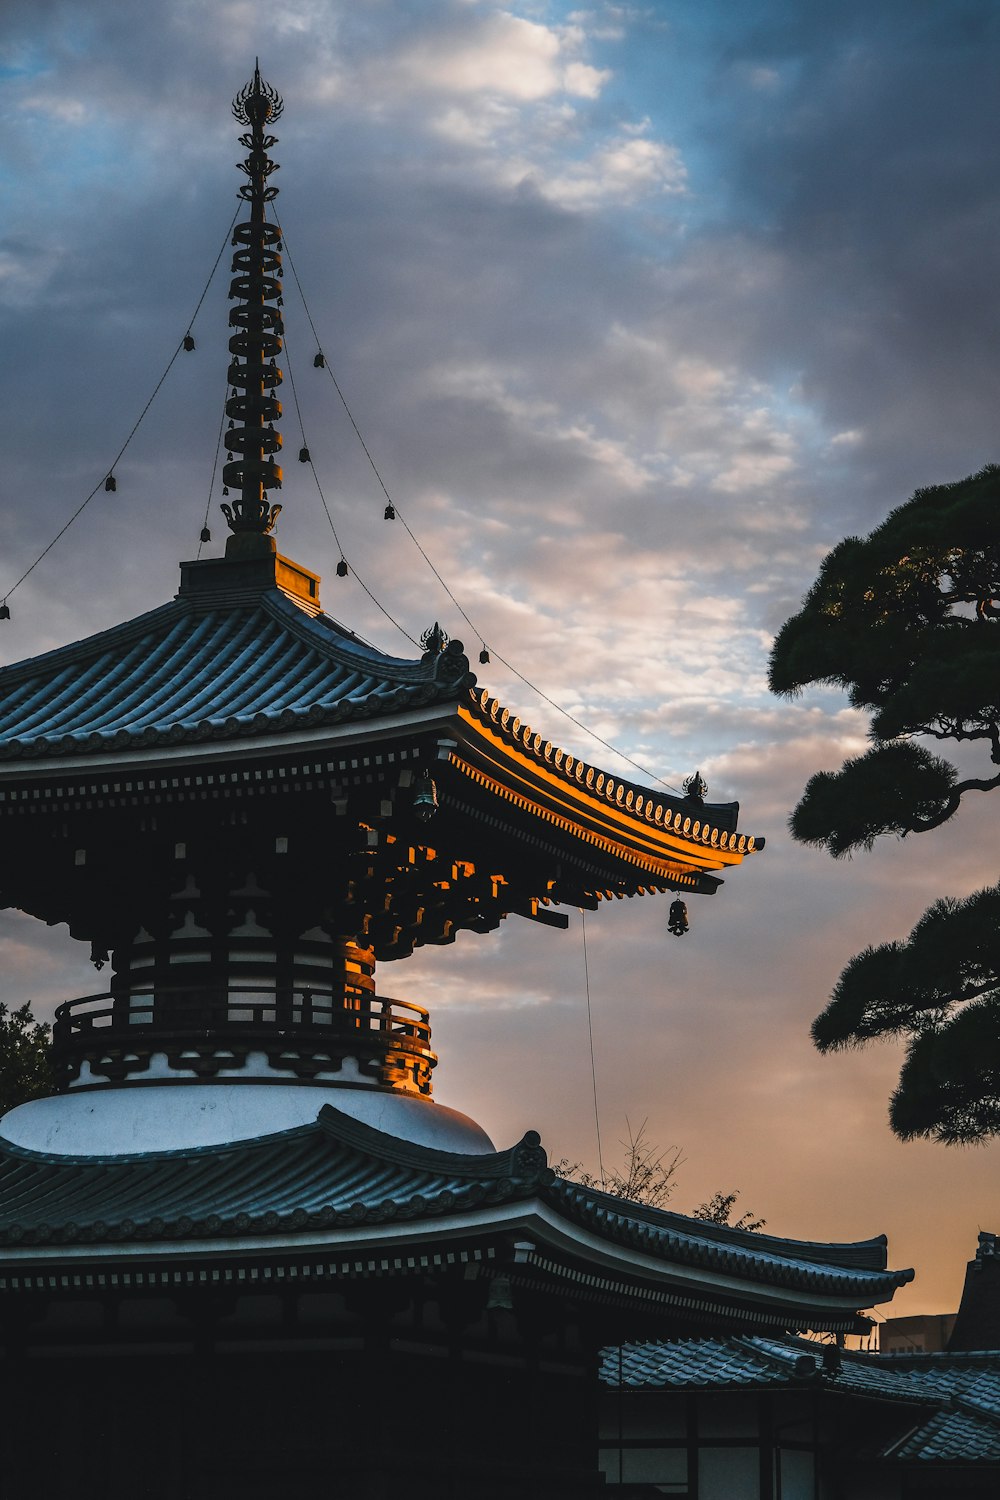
[232, 62, 284, 127]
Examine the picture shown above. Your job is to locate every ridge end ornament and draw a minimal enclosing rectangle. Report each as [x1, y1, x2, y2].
[683, 770, 708, 803]
[420, 622, 449, 655]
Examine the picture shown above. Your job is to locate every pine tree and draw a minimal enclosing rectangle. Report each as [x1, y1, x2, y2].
[770, 464, 1000, 1142]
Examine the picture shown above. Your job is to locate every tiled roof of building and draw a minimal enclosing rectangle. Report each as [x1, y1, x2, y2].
[601, 1335, 1000, 1463]
[550, 1181, 905, 1301]
[0, 1107, 908, 1327]
[0, 555, 761, 894]
[0, 1105, 546, 1246]
[0, 574, 471, 762]
[889, 1393, 1000, 1462]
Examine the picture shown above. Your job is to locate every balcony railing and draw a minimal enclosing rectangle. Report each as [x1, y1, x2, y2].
[51, 984, 436, 1094]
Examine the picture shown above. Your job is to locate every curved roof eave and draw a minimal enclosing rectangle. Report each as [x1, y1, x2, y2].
[0, 586, 474, 766]
[0, 1105, 911, 1318]
[0, 571, 765, 892]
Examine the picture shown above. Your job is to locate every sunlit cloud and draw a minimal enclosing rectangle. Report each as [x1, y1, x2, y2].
[381, 10, 607, 102]
[0, 0, 998, 1321]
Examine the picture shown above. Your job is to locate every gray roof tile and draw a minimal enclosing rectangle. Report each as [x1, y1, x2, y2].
[601, 1335, 1000, 1463]
[0, 1109, 908, 1320]
[0, 587, 472, 761]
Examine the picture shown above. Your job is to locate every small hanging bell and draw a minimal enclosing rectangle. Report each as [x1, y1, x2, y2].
[299, 447, 310, 463]
[667, 898, 689, 937]
[412, 771, 439, 824]
[479, 646, 490, 665]
[384, 502, 396, 520]
[104, 474, 117, 492]
[336, 557, 349, 578]
[0, 602, 10, 621]
[200, 526, 211, 544]
[183, 333, 196, 352]
[222, 486, 229, 496]
[313, 351, 326, 368]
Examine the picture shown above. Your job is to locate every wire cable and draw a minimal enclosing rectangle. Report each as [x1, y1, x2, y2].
[2, 206, 240, 608]
[281, 321, 421, 649]
[581, 909, 606, 1190]
[275, 214, 684, 794]
[197, 378, 230, 560]
[280, 321, 345, 557]
[480, 644, 685, 793]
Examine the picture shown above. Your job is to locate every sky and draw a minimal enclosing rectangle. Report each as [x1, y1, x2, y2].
[2, 0, 999, 1325]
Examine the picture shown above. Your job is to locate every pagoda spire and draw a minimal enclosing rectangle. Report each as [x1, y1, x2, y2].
[221, 63, 285, 557]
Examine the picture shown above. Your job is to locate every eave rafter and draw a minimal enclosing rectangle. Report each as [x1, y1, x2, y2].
[446, 755, 711, 893]
[451, 698, 763, 885]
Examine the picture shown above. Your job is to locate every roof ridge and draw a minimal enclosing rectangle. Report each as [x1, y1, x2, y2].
[0, 1115, 326, 1166]
[548, 1178, 895, 1270]
[949, 1390, 1000, 1427]
[467, 687, 748, 839]
[734, 1333, 815, 1377]
[546, 1181, 912, 1299]
[0, 597, 183, 686]
[258, 590, 465, 683]
[0, 586, 477, 762]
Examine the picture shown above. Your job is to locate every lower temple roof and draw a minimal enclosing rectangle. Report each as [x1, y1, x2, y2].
[602, 1335, 1000, 1463]
[0, 1104, 910, 1334]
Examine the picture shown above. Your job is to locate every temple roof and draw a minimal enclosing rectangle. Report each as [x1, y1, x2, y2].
[0, 557, 471, 761]
[0, 1104, 907, 1333]
[0, 553, 762, 903]
[602, 1336, 1000, 1462]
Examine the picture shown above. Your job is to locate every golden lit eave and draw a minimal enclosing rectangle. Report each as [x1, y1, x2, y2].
[450, 693, 765, 891]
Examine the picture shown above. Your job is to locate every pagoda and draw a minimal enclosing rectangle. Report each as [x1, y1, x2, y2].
[0, 70, 911, 1500]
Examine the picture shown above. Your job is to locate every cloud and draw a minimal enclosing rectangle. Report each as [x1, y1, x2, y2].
[382, 10, 609, 103]
[1, 0, 999, 1323]
[539, 131, 686, 208]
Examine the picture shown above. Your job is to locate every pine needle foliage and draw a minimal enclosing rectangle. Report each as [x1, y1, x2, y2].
[770, 466, 1000, 1142]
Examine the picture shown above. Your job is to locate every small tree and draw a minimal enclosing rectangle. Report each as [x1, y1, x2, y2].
[769, 465, 1000, 1143]
[0, 1002, 53, 1115]
[556, 1121, 763, 1229]
[692, 1190, 766, 1233]
[556, 1120, 683, 1209]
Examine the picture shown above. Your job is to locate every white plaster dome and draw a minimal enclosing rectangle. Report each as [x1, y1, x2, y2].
[0, 1080, 495, 1158]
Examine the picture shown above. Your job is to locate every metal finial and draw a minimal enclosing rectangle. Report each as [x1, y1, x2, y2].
[232, 64, 284, 126]
[683, 770, 708, 803]
[222, 67, 285, 558]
